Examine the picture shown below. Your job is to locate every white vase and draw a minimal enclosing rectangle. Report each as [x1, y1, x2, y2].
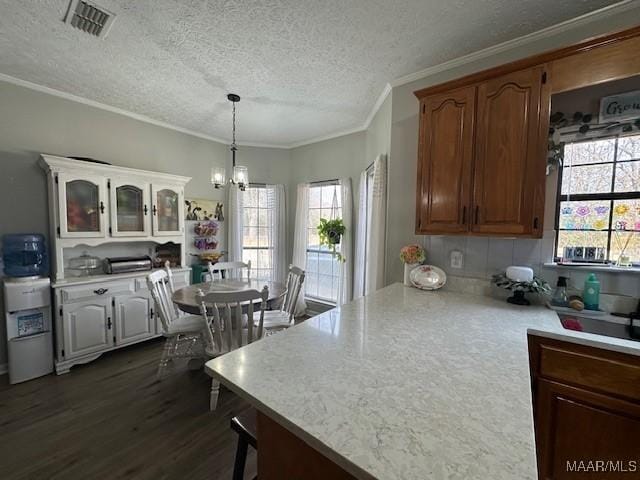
[403, 263, 419, 286]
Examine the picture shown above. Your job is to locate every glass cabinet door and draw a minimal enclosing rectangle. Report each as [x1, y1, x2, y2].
[152, 185, 183, 236]
[109, 180, 150, 237]
[58, 174, 107, 238]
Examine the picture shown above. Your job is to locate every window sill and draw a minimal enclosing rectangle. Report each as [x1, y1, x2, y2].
[543, 263, 640, 275]
[305, 297, 337, 307]
[304, 297, 336, 316]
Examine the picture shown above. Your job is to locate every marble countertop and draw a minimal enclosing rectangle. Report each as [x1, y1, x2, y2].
[205, 283, 640, 480]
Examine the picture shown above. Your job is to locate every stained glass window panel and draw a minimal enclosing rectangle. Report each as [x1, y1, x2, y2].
[609, 231, 640, 264]
[617, 134, 640, 161]
[558, 201, 610, 230]
[561, 164, 613, 195]
[564, 138, 615, 166]
[612, 199, 640, 231]
[556, 231, 609, 258]
[614, 161, 640, 192]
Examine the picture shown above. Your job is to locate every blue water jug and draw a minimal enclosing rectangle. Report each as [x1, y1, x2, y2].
[2, 234, 49, 277]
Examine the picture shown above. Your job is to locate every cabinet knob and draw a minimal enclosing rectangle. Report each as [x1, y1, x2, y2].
[144, 204, 148, 215]
[107, 317, 112, 329]
[152, 205, 157, 216]
[94, 288, 108, 295]
[99, 201, 105, 214]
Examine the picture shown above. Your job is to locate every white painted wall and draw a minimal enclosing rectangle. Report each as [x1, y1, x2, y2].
[0, 80, 290, 367]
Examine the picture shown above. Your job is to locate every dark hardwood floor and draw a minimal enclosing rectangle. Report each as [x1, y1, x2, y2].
[0, 338, 256, 480]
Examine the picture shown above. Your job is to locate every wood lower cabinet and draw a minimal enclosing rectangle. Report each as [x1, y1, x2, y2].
[416, 86, 475, 234]
[472, 67, 547, 236]
[257, 412, 358, 480]
[528, 335, 640, 480]
[415, 66, 548, 237]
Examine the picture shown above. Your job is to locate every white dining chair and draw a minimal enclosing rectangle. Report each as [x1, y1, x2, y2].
[197, 286, 268, 410]
[253, 265, 305, 332]
[147, 270, 207, 379]
[207, 260, 251, 281]
[164, 260, 184, 317]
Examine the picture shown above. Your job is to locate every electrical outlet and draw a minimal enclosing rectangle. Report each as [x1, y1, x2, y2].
[450, 250, 464, 269]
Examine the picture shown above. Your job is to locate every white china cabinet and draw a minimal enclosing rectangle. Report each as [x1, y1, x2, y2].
[39, 155, 192, 374]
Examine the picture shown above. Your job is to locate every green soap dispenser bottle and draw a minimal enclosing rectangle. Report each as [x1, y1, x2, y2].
[583, 273, 600, 311]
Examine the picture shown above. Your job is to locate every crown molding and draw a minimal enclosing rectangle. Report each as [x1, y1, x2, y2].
[289, 82, 392, 149]
[287, 124, 367, 149]
[294, 0, 639, 148]
[1, 0, 637, 150]
[390, 0, 639, 88]
[363, 83, 392, 129]
[0, 72, 287, 149]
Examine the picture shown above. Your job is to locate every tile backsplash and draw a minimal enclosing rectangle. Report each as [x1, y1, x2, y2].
[421, 231, 640, 299]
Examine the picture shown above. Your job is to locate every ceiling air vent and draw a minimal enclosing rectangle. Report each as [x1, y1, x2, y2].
[64, 0, 116, 38]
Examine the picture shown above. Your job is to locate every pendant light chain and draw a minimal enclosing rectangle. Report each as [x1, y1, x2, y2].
[232, 100, 237, 149]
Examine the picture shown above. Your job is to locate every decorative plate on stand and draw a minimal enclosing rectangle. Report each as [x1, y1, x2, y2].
[409, 265, 447, 290]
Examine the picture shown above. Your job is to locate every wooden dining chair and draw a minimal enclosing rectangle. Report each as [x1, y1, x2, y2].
[253, 264, 305, 332]
[206, 260, 251, 281]
[147, 270, 207, 379]
[197, 285, 268, 410]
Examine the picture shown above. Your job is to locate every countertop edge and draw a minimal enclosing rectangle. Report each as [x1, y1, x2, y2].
[204, 363, 376, 480]
[51, 267, 192, 288]
[527, 327, 640, 357]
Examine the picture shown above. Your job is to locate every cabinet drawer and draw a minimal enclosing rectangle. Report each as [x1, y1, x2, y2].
[60, 280, 135, 304]
[538, 343, 640, 402]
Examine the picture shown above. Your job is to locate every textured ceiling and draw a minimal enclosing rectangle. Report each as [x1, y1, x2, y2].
[0, 0, 621, 146]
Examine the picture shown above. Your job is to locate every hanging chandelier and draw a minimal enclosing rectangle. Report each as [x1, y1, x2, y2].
[211, 93, 249, 191]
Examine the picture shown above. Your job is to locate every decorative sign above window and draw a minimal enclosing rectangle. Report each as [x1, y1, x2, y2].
[599, 90, 640, 123]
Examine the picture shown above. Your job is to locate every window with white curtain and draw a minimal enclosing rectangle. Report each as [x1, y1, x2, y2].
[242, 185, 274, 281]
[305, 182, 342, 303]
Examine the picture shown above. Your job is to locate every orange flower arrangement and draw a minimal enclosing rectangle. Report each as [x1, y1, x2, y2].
[400, 244, 426, 265]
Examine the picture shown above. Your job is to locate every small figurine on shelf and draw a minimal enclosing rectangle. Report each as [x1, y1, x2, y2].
[492, 268, 550, 306]
[214, 202, 224, 221]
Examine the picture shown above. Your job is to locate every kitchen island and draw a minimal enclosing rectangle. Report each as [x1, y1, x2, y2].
[205, 283, 640, 479]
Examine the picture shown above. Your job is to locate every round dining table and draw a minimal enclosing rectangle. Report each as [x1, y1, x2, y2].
[172, 279, 286, 315]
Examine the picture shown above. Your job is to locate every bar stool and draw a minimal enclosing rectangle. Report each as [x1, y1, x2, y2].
[230, 408, 257, 480]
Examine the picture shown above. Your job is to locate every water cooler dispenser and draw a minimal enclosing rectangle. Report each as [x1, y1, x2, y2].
[2, 234, 53, 384]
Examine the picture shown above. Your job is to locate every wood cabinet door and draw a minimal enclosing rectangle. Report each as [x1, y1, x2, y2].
[472, 67, 547, 236]
[114, 295, 153, 345]
[62, 299, 113, 359]
[535, 379, 640, 479]
[416, 87, 475, 234]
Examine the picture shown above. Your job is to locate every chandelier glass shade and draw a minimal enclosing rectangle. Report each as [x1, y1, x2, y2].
[212, 93, 248, 191]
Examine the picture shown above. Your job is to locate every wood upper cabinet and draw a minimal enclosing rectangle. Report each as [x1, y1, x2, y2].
[472, 67, 547, 236]
[415, 66, 548, 237]
[416, 87, 475, 234]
